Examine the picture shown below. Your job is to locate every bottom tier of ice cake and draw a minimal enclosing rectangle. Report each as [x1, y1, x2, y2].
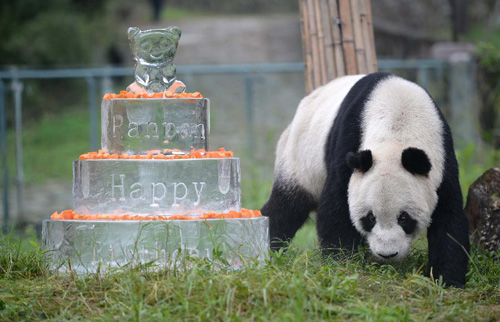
[42, 217, 269, 274]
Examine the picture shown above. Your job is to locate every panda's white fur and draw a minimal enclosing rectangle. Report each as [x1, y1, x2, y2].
[275, 75, 365, 199]
[275, 74, 445, 260]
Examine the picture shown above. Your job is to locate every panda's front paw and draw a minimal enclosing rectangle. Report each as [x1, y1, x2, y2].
[269, 238, 291, 252]
[438, 276, 466, 288]
[444, 280, 466, 288]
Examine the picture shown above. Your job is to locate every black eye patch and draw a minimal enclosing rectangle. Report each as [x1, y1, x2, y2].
[398, 211, 417, 234]
[401, 147, 431, 176]
[360, 211, 376, 232]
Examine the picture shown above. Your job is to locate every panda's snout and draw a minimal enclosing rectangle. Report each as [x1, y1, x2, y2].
[377, 252, 398, 259]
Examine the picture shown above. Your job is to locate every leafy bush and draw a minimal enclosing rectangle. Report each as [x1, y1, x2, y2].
[0, 0, 110, 67]
[456, 143, 500, 199]
[476, 41, 500, 145]
[477, 42, 500, 76]
[6, 11, 92, 66]
[0, 0, 119, 124]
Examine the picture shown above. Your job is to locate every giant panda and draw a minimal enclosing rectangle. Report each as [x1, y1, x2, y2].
[261, 72, 470, 288]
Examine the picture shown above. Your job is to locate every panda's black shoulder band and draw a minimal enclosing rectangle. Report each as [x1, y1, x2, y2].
[402, 147, 431, 176]
[346, 150, 372, 173]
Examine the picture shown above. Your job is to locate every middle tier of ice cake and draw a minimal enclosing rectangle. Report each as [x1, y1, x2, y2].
[73, 158, 240, 216]
[102, 98, 209, 154]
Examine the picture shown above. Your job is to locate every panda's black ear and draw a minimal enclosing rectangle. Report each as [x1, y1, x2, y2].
[346, 150, 373, 172]
[402, 147, 431, 176]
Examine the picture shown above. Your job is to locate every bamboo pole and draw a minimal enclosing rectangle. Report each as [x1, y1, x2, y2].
[359, 0, 372, 73]
[338, 0, 357, 75]
[299, 0, 314, 93]
[313, 0, 328, 85]
[320, 0, 337, 80]
[299, 0, 378, 93]
[306, 0, 322, 89]
[351, 0, 367, 74]
[364, 0, 378, 72]
[328, 0, 346, 77]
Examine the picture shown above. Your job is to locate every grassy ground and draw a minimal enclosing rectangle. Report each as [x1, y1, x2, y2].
[0, 225, 499, 321]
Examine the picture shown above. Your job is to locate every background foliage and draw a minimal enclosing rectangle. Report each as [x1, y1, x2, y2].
[0, 0, 111, 66]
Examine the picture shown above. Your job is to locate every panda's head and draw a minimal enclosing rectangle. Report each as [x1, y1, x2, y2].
[347, 145, 437, 261]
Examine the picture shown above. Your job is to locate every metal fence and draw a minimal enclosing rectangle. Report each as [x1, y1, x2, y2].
[1, 59, 475, 228]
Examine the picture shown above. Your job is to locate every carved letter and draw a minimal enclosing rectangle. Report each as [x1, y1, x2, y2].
[130, 182, 144, 201]
[203, 248, 212, 259]
[128, 122, 139, 137]
[163, 122, 176, 139]
[109, 244, 115, 262]
[92, 241, 103, 262]
[196, 123, 206, 139]
[192, 182, 205, 206]
[145, 122, 159, 139]
[188, 248, 200, 258]
[157, 249, 166, 262]
[151, 182, 167, 207]
[172, 182, 188, 207]
[111, 174, 126, 201]
[178, 123, 190, 137]
[113, 115, 123, 137]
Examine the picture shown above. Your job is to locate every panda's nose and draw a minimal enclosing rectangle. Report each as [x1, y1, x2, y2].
[378, 252, 398, 259]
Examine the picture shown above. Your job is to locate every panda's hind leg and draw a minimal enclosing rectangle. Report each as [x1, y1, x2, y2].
[261, 178, 316, 251]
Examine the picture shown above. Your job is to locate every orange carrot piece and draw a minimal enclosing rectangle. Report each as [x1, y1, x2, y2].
[102, 90, 203, 100]
[50, 206, 261, 221]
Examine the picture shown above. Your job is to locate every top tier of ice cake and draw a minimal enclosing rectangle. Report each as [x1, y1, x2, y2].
[101, 97, 209, 154]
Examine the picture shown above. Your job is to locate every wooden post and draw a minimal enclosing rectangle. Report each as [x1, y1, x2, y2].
[299, 0, 378, 93]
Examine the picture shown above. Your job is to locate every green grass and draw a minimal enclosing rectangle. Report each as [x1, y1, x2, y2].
[0, 226, 499, 321]
[456, 143, 500, 198]
[6, 109, 91, 184]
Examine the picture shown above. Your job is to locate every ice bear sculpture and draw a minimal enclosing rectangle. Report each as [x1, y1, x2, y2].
[127, 26, 182, 93]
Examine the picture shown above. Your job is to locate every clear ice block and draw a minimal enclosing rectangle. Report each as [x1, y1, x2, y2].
[101, 98, 209, 154]
[42, 217, 269, 273]
[73, 158, 241, 216]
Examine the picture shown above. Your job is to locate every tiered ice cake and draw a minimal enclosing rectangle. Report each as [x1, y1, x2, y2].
[42, 26, 269, 273]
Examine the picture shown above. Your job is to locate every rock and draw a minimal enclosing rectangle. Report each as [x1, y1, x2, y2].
[464, 167, 500, 253]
